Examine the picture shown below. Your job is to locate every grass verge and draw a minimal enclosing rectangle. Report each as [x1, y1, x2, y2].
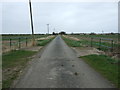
[62, 36, 81, 47]
[2, 50, 37, 88]
[37, 37, 55, 46]
[62, 35, 119, 52]
[80, 54, 119, 88]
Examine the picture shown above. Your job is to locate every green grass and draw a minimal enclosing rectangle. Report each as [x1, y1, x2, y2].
[62, 36, 81, 47]
[79, 40, 112, 51]
[3, 50, 36, 68]
[62, 36, 112, 51]
[37, 37, 54, 46]
[70, 34, 118, 40]
[2, 35, 50, 48]
[80, 54, 119, 88]
[2, 50, 37, 88]
[80, 39, 119, 51]
[88, 34, 118, 39]
[2, 34, 49, 41]
[63, 35, 119, 51]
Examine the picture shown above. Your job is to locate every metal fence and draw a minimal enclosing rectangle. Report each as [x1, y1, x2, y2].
[69, 35, 119, 52]
[2, 37, 34, 53]
[90, 37, 115, 52]
[2, 35, 49, 53]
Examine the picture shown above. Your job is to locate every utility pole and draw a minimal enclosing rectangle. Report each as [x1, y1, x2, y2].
[47, 24, 49, 34]
[29, 0, 35, 46]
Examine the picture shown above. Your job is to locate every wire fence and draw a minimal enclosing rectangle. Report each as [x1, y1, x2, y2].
[69, 35, 119, 52]
[90, 37, 115, 52]
[2, 37, 33, 53]
[2, 35, 50, 53]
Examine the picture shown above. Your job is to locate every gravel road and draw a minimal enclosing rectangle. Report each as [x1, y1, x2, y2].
[15, 36, 115, 88]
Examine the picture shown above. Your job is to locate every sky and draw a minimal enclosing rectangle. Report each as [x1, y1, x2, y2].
[1, 1, 118, 34]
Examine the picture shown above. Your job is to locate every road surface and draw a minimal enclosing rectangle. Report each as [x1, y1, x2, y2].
[15, 36, 114, 88]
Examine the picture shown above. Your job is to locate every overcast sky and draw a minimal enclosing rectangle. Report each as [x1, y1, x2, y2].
[2, 1, 118, 34]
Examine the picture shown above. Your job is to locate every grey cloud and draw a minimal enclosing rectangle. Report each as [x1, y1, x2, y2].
[2, 2, 118, 34]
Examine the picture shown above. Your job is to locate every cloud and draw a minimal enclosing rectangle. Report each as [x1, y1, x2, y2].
[0, 3, 2, 33]
[2, 2, 118, 34]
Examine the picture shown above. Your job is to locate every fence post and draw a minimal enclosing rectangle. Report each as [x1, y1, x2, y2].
[91, 37, 93, 47]
[99, 38, 101, 50]
[10, 38, 12, 49]
[19, 38, 21, 48]
[111, 40, 113, 52]
[26, 37, 27, 47]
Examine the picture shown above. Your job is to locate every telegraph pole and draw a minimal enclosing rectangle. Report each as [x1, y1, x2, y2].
[47, 24, 49, 34]
[29, 0, 35, 46]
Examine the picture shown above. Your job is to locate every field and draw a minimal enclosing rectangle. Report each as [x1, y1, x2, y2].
[2, 34, 49, 40]
[62, 36, 81, 47]
[2, 34, 53, 53]
[69, 34, 118, 41]
[63, 34, 119, 54]
[37, 37, 55, 46]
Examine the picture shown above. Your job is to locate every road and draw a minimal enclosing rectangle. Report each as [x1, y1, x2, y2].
[15, 36, 114, 88]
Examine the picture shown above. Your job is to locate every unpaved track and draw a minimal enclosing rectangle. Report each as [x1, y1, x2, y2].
[15, 36, 115, 88]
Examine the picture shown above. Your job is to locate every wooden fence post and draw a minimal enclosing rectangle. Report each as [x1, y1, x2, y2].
[19, 38, 21, 48]
[26, 37, 27, 47]
[10, 38, 12, 49]
[91, 37, 93, 47]
[111, 40, 113, 52]
[99, 38, 101, 49]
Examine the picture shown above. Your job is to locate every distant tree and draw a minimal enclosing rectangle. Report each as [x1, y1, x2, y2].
[52, 32, 56, 35]
[90, 32, 96, 35]
[110, 32, 115, 35]
[59, 31, 66, 35]
[83, 33, 86, 35]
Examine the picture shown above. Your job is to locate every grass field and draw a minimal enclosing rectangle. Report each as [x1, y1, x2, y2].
[63, 35, 119, 52]
[2, 34, 53, 53]
[37, 37, 55, 46]
[62, 36, 81, 47]
[2, 50, 37, 88]
[70, 34, 118, 40]
[69, 34, 119, 45]
[80, 54, 119, 88]
[2, 34, 49, 41]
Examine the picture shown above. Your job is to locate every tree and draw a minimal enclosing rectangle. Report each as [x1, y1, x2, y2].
[52, 32, 56, 35]
[59, 31, 66, 35]
[90, 32, 96, 35]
